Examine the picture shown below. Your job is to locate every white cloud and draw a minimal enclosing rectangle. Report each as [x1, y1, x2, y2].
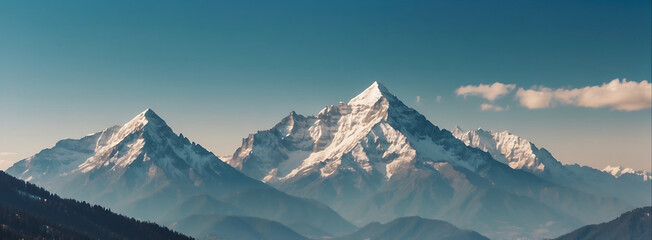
[456, 82, 516, 101]
[516, 87, 554, 109]
[436, 96, 442, 103]
[480, 103, 507, 111]
[416, 96, 421, 105]
[0, 153, 19, 171]
[516, 79, 651, 111]
[554, 79, 651, 111]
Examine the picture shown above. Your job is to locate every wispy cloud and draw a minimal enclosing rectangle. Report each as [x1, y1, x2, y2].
[416, 96, 421, 105]
[455, 82, 516, 101]
[0, 152, 17, 157]
[480, 103, 508, 111]
[457, 79, 651, 111]
[0, 152, 19, 170]
[436, 96, 442, 103]
[516, 79, 651, 111]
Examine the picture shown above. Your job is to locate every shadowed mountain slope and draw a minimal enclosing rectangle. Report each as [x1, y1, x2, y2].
[554, 206, 651, 240]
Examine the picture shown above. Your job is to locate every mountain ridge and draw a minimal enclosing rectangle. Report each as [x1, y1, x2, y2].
[452, 126, 652, 207]
[6, 109, 356, 237]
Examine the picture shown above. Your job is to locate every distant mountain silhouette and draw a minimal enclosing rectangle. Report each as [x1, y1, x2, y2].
[172, 214, 307, 240]
[335, 216, 488, 240]
[160, 189, 347, 238]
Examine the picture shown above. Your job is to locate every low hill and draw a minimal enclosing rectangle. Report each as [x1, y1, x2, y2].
[336, 216, 488, 240]
[554, 206, 651, 240]
[172, 214, 307, 240]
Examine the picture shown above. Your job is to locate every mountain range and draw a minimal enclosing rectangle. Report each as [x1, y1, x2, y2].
[227, 82, 638, 239]
[4, 81, 649, 240]
[6, 109, 356, 237]
[452, 127, 651, 207]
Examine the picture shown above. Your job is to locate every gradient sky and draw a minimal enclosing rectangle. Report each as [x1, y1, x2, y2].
[1, 0, 650, 171]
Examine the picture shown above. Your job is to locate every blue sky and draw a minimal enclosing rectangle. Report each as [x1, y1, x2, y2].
[1, 0, 650, 171]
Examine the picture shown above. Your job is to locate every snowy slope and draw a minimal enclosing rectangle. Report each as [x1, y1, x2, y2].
[228, 82, 630, 239]
[451, 127, 563, 172]
[7, 125, 121, 186]
[9, 109, 260, 204]
[452, 127, 651, 207]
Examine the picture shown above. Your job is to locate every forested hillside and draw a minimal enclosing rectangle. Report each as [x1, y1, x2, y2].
[0, 170, 191, 240]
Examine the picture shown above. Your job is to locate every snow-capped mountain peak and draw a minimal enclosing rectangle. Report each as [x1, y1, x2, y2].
[603, 165, 636, 177]
[105, 109, 170, 146]
[453, 126, 652, 209]
[75, 109, 178, 173]
[44, 108, 229, 181]
[451, 127, 561, 172]
[602, 165, 651, 181]
[122, 108, 167, 131]
[348, 81, 397, 106]
[231, 82, 497, 184]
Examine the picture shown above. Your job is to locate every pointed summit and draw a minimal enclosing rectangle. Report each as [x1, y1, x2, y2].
[371, 81, 390, 93]
[142, 108, 159, 118]
[134, 108, 166, 125]
[118, 109, 168, 135]
[93, 109, 175, 159]
[279, 110, 304, 125]
[452, 126, 465, 136]
[348, 81, 396, 106]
